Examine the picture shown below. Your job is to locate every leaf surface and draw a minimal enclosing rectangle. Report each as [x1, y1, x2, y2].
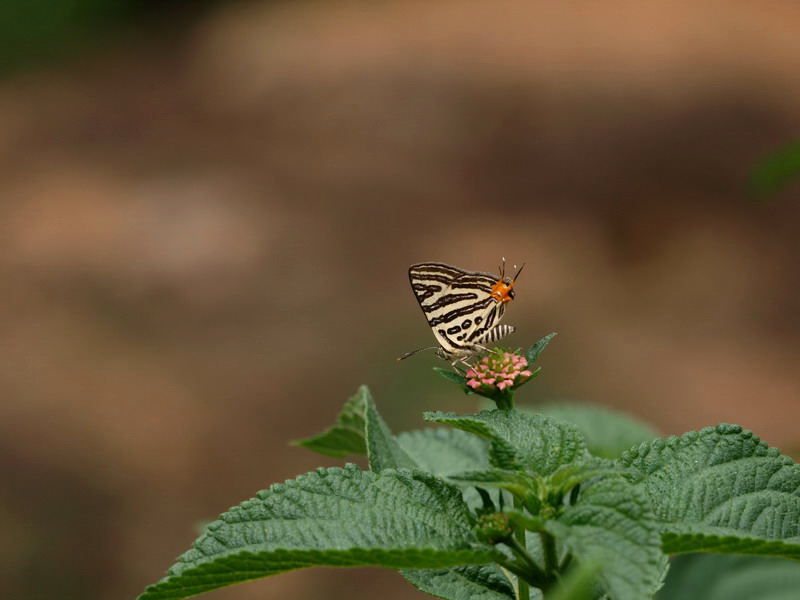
[294, 386, 369, 458]
[545, 478, 666, 600]
[534, 403, 658, 459]
[364, 391, 416, 471]
[658, 554, 800, 600]
[435, 367, 470, 390]
[621, 424, 800, 560]
[402, 564, 516, 600]
[425, 410, 586, 475]
[139, 465, 498, 600]
[526, 333, 557, 365]
[396, 428, 490, 477]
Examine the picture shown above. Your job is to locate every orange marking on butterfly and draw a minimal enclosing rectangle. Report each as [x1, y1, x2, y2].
[490, 261, 525, 303]
[490, 278, 516, 303]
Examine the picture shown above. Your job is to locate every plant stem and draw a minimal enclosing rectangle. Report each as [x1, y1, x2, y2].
[494, 391, 515, 410]
[559, 553, 572, 572]
[541, 531, 558, 577]
[507, 496, 544, 598]
[515, 521, 530, 600]
[517, 575, 530, 600]
[505, 535, 547, 584]
[507, 509, 545, 532]
[498, 559, 541, 589]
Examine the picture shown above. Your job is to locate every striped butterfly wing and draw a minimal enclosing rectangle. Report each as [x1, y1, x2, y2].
[408, 262, 514, 357]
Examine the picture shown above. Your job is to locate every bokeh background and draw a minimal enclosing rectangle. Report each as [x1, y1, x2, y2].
[2, 1, 799, 599]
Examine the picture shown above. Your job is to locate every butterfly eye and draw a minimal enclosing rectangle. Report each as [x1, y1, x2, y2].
[508, 288, 515, 300]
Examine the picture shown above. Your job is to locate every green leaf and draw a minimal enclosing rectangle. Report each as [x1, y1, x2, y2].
[545, 478, 666, 600]
[138, 465, 499, 600]
[294, 385, 414, 471]
[364, 390, 416, 471]
[402, 564, 516, 600]
[621, 424, 800, 559]
[658, 554, 800, 600]
[547, 458, 638, 492]
[526, 333, 557, 365]
[749, 141, 800, 198]
[293, 386, 369, 458]
[660, 524, 800, 559]
[425, 410, 586, 475]
[397, 427, 495, 513]
[548, 560, 604, 600]
[435, 367, 470, 391]
[532, 403, 659, 459]
[395, 430, 507, 598]
[396, 428, 491, 477]
[449, 468, 541, 499]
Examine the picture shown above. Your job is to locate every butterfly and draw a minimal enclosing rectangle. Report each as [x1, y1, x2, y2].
[397, 259, 524, 367]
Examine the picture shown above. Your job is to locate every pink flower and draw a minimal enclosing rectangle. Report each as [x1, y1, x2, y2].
[465, 351, 534, 395]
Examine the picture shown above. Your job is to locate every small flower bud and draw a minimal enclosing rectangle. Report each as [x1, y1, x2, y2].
[476, 512, 513, 545]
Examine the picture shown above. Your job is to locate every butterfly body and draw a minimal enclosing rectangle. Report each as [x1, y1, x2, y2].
[399, 260, 523, 366]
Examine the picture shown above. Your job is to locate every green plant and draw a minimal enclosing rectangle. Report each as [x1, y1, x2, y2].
[749, 141, 800, 198]
[138, 334, 800, 600]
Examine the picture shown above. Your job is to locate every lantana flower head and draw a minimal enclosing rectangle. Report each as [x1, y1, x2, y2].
[466, 351, 533, 393]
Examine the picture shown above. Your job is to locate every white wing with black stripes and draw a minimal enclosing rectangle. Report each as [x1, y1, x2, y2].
[406, 262, 517, 361]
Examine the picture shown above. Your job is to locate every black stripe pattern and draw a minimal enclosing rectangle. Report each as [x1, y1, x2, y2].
[408, 262, 516, 360]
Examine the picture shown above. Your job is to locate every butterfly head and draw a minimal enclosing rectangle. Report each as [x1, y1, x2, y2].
[491, 260, 525, 304]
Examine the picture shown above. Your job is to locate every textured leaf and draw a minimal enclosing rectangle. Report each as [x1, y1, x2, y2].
[425, 410, 586, 475]
[294, 385, 414, 471]
[396, 428, 490, 477]
[658, 554, 800, 600]
[533, 403, 659, 459]
[402, 564, 516, 600]
[364, 391, 416, 471]
[448, 468, 540, 500]
[545, 478, 666, 600]
[547, 458, 637, 492]
[526, 333, 557, 364]
[139, 465, 499, 600]
[621, 424, 800, 559]
[435, 367, 470, 391]
[294, 386, 369, 458]
[548, 560, 604, 600]
[395, 430, 507, 598]
[660, 524, 800, 558]
[448, 468, 536, 487]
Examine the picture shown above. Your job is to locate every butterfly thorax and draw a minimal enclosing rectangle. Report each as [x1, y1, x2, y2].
[490, 277, 517, 304]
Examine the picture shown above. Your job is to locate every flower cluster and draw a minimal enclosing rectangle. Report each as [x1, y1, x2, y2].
[476, 512, 513, 545]
[466, 351, 533, 393]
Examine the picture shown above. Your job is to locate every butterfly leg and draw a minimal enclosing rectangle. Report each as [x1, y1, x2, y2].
[452, 357, 474, 372]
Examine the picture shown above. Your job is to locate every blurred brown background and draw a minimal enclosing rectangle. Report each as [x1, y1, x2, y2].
[1, 1, 799, 599]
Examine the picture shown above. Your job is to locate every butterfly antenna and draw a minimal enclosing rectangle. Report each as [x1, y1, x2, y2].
[499, 256, 506, 278]
[512, 262, 526, 283]
[397, 346, 440, 361]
